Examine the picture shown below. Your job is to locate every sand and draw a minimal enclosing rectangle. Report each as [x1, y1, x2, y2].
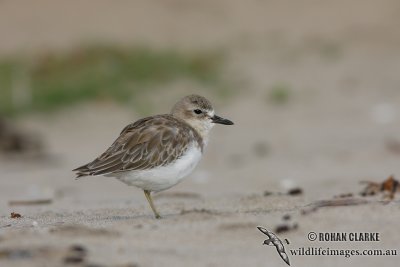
[1, 0, 400, 266]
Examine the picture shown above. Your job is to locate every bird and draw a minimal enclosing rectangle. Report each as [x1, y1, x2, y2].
[257, 226, 290, 266]
[73, 94, 234, 219]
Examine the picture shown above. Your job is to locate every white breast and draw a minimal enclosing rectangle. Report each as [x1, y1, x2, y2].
[114, 143, 203, 192]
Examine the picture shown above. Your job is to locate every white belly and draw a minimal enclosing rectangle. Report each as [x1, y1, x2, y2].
[113, 143, 202, 192]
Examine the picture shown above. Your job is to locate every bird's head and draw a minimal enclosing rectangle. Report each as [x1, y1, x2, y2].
[171, 94, 233, 140]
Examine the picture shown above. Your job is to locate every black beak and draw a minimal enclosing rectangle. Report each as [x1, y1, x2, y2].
[211, 115, 234, 125]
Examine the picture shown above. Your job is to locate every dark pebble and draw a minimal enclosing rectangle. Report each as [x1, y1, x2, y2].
[288, 188, 303, 196]
[275, 224, 290, 233]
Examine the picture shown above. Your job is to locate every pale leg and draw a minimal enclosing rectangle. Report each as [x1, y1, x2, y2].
[144, 190, 161, 219]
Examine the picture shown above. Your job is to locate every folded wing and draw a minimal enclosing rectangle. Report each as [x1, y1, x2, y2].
[73, 115, 198, 178]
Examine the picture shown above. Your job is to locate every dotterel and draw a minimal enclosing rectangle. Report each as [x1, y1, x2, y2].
[73, 94, 234, 218]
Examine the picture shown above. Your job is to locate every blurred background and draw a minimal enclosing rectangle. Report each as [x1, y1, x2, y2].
[1, 0, 400, 266]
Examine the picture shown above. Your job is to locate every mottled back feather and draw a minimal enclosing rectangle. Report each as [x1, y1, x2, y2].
[73, 114, 204, 178]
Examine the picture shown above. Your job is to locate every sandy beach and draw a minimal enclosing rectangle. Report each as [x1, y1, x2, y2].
[1, 1, 400, 266]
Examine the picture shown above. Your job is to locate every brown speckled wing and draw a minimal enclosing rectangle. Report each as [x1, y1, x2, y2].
[73, 115, 203, 177]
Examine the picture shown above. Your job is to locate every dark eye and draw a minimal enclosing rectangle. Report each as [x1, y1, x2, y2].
[194, 109, 202, 114]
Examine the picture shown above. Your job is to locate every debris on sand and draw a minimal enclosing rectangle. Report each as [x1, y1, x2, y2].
[310, 198, 369, 208]
[287, 187, 303, 196]
[0, 117, 44, 156]
[9, 199, 52, 206]
[301, 176, 399, 216]
[10, 212, 22, 219]
[360, 175, 399, 200]
[301, 198, 369, 216]
[334, 193, 354, 198]
[275, 223, 298, 234]
[272, 213, 299, 234]
[263, 187, 304, 197]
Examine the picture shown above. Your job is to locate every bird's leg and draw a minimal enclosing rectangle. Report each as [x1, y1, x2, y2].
[144, 190, 161, 219]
